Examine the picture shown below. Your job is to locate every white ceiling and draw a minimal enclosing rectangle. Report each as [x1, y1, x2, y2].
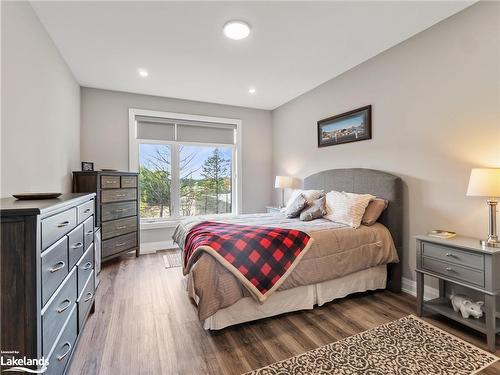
[31, 1, 474, 110]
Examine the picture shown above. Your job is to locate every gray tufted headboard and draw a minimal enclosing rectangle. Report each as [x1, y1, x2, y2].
[304, 168, 402, 292]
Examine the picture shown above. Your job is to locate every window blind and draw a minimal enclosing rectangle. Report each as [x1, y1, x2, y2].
[136, 115, 236, 145]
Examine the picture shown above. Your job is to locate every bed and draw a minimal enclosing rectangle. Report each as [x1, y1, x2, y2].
[173, 168, 403, 329]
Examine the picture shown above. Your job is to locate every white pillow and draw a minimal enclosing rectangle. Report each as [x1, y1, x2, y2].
[325, 190, 375, 228]
[283, 189, 324, 211]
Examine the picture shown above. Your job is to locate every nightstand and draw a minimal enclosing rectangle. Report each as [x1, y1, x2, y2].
[266, 206, 282, 214]
[415, 235, 500, 352]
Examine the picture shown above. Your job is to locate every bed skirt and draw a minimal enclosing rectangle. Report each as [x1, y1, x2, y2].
[196, 264, 387, 330]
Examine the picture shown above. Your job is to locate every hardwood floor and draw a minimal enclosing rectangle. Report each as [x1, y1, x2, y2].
[68, 252, 500, 374]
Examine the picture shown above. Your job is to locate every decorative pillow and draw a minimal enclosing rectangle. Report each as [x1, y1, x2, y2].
[284, 189, 324, 212]
[362, 198, 388, 226]
[325, 190, 375, 228]
[285, 193, 308, 218]
[300, 196, 327, 221]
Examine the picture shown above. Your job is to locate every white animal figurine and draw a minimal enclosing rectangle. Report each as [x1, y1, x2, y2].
[450, 294, 484, 319]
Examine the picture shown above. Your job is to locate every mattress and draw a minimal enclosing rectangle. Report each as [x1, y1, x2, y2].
[173, 213, 398, 321]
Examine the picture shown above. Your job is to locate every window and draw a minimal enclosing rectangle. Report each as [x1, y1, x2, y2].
[179, 145, 233, 216]
[129, 109, 241, 225]
[139, 143, 172, 218]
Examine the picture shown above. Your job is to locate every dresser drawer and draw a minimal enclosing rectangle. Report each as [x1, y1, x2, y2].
[83, 216, 94, 251]
[101, 175, 120, 189]
[102, 216, 137, 240]
[77, 200, 94, 224]
[41, 208, 77, 250]
[41, 237, 69, 307]
[422, 242, 484, 270]
[102, 232, 137, 259]
[101, 201, 137, 222]
[422, 256, 485, 287]
[67, 224, 84, 269]
[45, 305, 77, 375]
[42, 268, 77, 357]
[77, 271, 95, 332]
[101, 188, 137, 203]
[77, 244, 94, 297]
[121, 176, 137, 188]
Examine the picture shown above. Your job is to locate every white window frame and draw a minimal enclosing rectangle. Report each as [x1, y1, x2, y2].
[129, 108, 242, 229]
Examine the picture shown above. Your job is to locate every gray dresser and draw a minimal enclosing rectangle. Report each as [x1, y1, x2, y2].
[73, 171, 140, 262]
[1, 194, 96, 374]
[415, 235, 500, 352]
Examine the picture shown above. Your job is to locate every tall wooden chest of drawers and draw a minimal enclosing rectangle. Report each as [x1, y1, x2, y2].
[1, 193, 96, 374]
[72, 171, 140, 261]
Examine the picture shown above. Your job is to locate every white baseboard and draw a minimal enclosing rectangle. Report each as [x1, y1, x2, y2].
[140, 240, 178, 254]
[402, 277, 439, 301]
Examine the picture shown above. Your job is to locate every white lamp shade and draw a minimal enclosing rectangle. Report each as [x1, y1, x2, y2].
[275, 175, 292, 189]
[466, 168, 500, 197]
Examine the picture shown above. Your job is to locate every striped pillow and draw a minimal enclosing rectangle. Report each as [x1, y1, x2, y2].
[324, 190, 375, 228]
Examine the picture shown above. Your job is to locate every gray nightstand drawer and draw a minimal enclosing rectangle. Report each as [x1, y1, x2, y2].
[422, 256, 484, 287]
[422, 242, 484, 270]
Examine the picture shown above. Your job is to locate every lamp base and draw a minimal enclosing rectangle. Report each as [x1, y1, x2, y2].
[480, 239, 500, 248]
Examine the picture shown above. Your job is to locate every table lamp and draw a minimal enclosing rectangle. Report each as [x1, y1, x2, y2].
[275, 176, 292, 208]
[466, 168, 500, 248]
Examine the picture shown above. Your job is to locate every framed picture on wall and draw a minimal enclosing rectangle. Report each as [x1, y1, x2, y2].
[317, 105, 372, 147]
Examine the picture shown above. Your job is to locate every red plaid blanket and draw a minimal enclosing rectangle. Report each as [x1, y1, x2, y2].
[183, 221, 313, 302]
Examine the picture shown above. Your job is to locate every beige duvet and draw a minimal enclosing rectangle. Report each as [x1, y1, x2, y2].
[172, 213, 399, 321]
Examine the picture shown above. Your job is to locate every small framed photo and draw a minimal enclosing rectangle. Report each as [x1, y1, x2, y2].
[81, 161, 94, 171]
[318, 105, 372, 147]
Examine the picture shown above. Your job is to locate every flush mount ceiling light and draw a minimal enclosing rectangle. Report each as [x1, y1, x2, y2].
[223, 20, 251, 40]
[248, 87, 256, 94]
[137, 68, 149, 78]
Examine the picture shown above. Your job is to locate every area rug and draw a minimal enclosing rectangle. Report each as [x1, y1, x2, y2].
[245, 315, 497, 375]
[162, 250, 182, 268]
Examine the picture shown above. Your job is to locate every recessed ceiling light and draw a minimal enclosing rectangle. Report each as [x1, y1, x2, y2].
[223, 20, 251, 40]
[138, 68, 149, 78]
[248, 87, 256, 94]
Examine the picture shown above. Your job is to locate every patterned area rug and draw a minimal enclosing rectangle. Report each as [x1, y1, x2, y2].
[246, 315, 497, 375]
[162, 250, 182, 268]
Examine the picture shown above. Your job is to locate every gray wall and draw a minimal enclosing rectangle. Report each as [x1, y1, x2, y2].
[80, 88, 273, 246]
[272, 1, 500, 283]
[1, 1, 80, 197]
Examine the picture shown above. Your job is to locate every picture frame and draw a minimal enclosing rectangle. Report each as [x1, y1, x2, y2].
[317, 105, 372, 147]
[81, 161, 94, 171]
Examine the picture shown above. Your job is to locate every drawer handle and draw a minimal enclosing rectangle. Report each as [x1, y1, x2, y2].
[58, 221, 70, 228]
[86, 230, 94, 235]
[115, 242, 127, 247]
[116, 194, 126, 197]
[116, 225, 127, 230]
[50, 261, 66, 273]
[84, 292, 93, 302]
[445, 253, 455, 257]
[445, 267, 454, 272]
[72, 242, 84, 249]
[57, 342, 72, 361]
[57, 299, 72, 313]
[82, 262, 92, 270]
[106, 180, 118, 184]
[115, 209, 126, 213]
[84, 208, 91, 213]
